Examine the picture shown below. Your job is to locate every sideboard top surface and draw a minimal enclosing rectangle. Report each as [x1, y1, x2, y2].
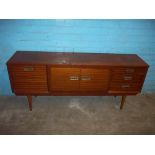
[7, 51, 149, 67]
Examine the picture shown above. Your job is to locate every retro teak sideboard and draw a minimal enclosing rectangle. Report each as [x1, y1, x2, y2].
[7, 51, 149, 111]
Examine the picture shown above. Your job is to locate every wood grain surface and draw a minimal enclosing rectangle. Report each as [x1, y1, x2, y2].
[6, 51, 149, 110]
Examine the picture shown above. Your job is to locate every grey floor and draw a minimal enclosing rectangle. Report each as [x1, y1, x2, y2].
[0, 94, 155, 135]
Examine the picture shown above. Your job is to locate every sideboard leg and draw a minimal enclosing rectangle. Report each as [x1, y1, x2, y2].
[120, 96, 126, 110]
[27, 95, 32, 111]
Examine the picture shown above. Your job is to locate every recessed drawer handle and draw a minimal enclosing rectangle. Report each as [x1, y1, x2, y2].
[121, 84, 130, 88]
[124, 76, 132, 80]
[70, 76, 79, 81]
[81, 76, 91, 81]
[125, 69, 135, 73]
[23, 67, 34, 71]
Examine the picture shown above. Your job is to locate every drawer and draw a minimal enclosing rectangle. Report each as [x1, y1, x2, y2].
[50, 67, 80, 91]
[111, 73, 145, 82]
[109, 82, 142, 91]
[9, 64, 48, 93]
[112, 67, 147, 75]
[111, 67, 147, 82]
[9, 65, 47, 78]
[80, 68, 110, 91]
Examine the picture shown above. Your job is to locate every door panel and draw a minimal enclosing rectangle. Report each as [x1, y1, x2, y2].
[80, 68, 110, 91]
[50, 67, 80, 91]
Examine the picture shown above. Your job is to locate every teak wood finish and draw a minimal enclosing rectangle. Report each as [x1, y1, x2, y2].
[7, 51, 149, 111]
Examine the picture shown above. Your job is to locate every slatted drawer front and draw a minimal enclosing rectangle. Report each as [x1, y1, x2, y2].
[80, 68, 110, 91]
[50, 67, 80, 91]
[109, 82, 142, 91]
[111, 67, 147, 81]
[110, 67, 147, 91]
[9, 65, 48, 93]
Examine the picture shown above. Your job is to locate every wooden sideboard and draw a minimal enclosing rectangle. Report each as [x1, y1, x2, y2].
[7, 51, 149, 111]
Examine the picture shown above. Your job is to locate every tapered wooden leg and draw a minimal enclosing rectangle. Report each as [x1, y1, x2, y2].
[120, 96, 126, 110]
[27, 95, 32, 111]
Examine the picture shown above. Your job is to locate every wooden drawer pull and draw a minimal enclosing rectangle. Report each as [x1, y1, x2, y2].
[81, 76, 91, 81]
[23, 67, 34, 71]
[69, 76, 79, 81]
[124, 76, 132, 80]
[121, 84, 130, 88]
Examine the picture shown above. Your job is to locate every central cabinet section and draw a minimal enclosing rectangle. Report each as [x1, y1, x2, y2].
[50, 67, 110, 92]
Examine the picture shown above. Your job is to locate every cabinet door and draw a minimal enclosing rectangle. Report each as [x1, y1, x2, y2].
[8, 64, 48, 94]
[80, 68, 110, 91]
[50, 67, 80, 91]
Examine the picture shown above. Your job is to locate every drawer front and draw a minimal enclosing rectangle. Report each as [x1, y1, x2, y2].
[9, 65, 48, 93]
[50, 67, 80, 91]
[109, 82, 142, 91]
[80, 68, 110, 91]
[111, 67, 147, 82]
[112, 67, 147, 73]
